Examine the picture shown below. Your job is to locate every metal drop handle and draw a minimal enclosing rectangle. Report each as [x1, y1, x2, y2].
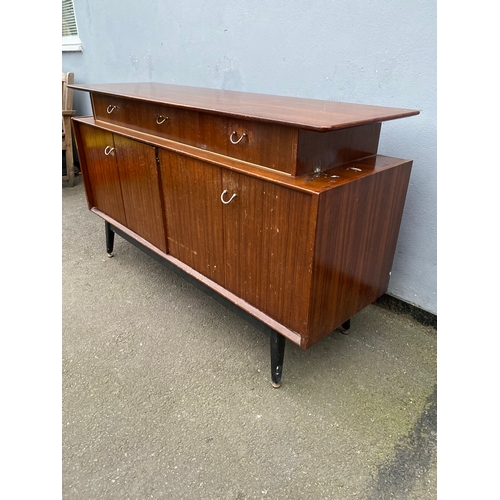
[104, 146, 115, 156]
[220, 190, 237, 204]
[156, 115, 169, 125]
[229, 131, 247, 145]
[106, 105, 117, 114]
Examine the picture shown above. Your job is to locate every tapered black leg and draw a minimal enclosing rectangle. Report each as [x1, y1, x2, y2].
[105, 221, 115, 258]
[270, 331, 286, 388]
[340, 319, 351, 335]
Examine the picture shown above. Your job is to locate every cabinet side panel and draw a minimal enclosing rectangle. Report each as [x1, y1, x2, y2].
[114, 135, 167, 253]
[307, 161, 412, 347]
[296, 123, 381, 176]
[222, 171, 316, 336]
[158, 150, 225, 286]
[71, 120, 95, 209]
[74, 122, 127, 226]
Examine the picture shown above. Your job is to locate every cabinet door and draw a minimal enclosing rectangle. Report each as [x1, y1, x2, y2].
[221, 170, 316, 335]
[158, 150, 225, 286]
[114, 135, 167, 253]
[77, 123, 127, 226]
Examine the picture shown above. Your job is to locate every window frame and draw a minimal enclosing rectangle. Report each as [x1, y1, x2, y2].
[62, 0, 82, 52]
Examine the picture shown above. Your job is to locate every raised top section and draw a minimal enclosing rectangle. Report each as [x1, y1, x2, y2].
[69, 82, 419, 131]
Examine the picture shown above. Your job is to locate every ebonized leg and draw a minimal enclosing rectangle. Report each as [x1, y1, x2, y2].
[340, 319, 351, 335]
[105, 221, 115, 258]
[270, 331, 286, 388]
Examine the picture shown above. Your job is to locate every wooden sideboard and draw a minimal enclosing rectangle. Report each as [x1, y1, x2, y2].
[70, 82, 419, 387]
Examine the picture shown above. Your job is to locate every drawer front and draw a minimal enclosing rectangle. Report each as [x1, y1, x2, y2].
[197, 114, 297, 174]
[92, 93, 201, 144]
[92, 94, 133, 127]
[93, 93, 298, 174]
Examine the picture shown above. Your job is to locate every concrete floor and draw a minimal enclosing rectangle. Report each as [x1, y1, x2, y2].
[62, 178, 437, 500]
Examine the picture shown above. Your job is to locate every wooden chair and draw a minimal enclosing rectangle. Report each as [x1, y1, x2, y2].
[62, 72, 76, 187]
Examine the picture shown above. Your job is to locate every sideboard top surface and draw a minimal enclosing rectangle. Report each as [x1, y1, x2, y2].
[69, 82, 420, 131]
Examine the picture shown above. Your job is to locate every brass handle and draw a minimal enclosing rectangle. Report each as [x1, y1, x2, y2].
[229, 131, 247, 145]
[220, 189, 237, 204]
[106, 105, 117, 114]
[104, 146, 115, 156]
[156, 115, 169, 125]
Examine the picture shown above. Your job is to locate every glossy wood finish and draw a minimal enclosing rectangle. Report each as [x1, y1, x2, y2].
[93, 93, 201, 144]
[153, 141, 413, 346]
[72, 117, 403, 196]
[306, 161, 412, 347]
[71, 82, 419, 131]
[74, 116, 412, 342]
[87, 85, 417, 177]
[159, 149, 225, 286]
[92, 207, 303, 345]
[94, 93, 298, 174]
[197, 114, 297, 174]
[113, 135, 167, 253]
[72, 121, 127, 226]
[90, 98, 387, 178]
[159, 149, 316, 334]
[92, 93, 132, 128]
[296, 122, 381, 176]
[72, 120, 166, 253]
[71, 82, 417, 366]
[221, 169, 316, 335]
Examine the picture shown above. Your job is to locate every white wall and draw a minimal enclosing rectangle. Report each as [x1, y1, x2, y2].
[63, 0, 436, 314]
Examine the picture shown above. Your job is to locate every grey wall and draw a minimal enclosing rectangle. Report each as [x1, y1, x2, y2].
[63, 0, 436, 314]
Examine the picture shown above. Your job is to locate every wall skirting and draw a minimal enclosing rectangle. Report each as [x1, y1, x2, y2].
[375, 294, 437, 329]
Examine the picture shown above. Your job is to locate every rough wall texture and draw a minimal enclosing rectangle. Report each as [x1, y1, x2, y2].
[63, 0, 436, 314]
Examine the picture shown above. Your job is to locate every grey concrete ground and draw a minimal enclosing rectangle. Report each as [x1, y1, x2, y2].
[62, 178, 437, 500]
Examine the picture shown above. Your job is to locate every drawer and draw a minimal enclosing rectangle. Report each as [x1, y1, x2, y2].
[92, 93, 298, 174]
[197, 114, 297, 174]
[92, 93, 133, 127]
[92, 93, 201, 144]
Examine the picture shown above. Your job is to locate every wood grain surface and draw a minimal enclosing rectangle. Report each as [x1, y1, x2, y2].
[305, 161, 413, 347]
[114, 135, 167, 253]
[72, 121, 127, 226]
[159, 149, 225, 286]
[71, 84, 415, 352]
[221, 169, 317, 335]
[71, 82, 419, 131]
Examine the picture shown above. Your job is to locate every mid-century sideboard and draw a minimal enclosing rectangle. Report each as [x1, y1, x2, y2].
[70, 82, 419, 387]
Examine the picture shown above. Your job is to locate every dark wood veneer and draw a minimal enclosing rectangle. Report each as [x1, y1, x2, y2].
[159, 150, 225, 286]
[73, 116, 407, 196]
[73, 82, 419, 131]
[113, 135, 167, 253]
[73, 122, 127, 226]
[198, 113, 298, 175]
[71, 82, 418, 385]
[306, 161, 412, 347]
[296, 122, 381, 176]
[221, 169, 317, 335]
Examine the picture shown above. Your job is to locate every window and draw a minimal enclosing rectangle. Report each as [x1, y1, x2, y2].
[62, 0, 82, 52]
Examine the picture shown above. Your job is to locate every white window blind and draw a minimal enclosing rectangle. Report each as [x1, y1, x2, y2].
[62, 0, 82, 51]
